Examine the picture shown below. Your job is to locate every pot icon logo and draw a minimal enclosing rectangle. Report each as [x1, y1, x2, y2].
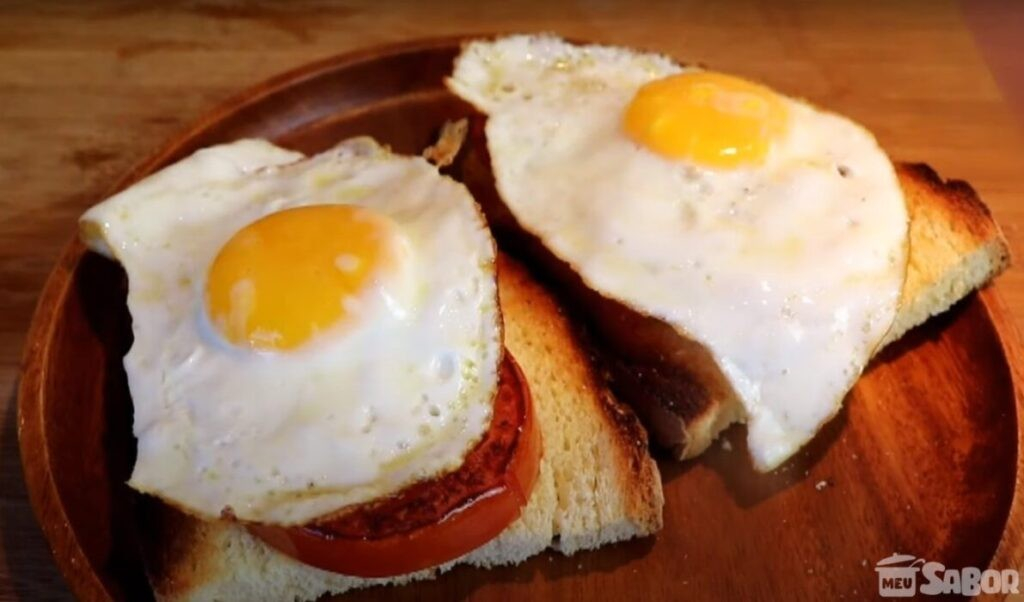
[876, 554, 925, 597]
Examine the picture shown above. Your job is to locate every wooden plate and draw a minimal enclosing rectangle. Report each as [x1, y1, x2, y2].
[19, 36, 1024, 601]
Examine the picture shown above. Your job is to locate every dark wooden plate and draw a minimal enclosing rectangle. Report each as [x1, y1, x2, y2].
[18, 37, 1024, 601]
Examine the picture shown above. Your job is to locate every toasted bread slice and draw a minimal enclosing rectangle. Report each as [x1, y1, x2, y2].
[138, 254, 663, 602]
[883, 164, 1011, 345]
[460, 139, 1010, 461]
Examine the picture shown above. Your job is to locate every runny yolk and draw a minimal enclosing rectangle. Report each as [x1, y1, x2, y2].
[206, 205, 400, 351]
[623, 71, 789, 168]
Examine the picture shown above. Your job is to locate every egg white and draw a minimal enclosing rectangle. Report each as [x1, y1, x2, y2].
[80, 138, 501, 524]
[449, 35, 908, 470]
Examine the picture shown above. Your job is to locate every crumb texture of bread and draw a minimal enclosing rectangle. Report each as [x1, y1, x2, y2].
[145, 254, 663, 602]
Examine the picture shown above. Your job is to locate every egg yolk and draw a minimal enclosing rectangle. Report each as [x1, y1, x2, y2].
[623, 71, 789, 168]
[206, 205, 400, 351]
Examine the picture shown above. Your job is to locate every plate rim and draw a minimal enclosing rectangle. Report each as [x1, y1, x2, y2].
[977, 287, 1024, 578]
[16, 35, 1024, 601]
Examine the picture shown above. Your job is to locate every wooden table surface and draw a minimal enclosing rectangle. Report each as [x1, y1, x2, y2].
[1, 1, 1022, 599]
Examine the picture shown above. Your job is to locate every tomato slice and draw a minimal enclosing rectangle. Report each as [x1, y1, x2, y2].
[248, 352, 541, 577]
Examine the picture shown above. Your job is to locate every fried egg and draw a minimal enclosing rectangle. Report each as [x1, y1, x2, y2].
[449, 35, 908, 470]
[80, 138, 501, 524]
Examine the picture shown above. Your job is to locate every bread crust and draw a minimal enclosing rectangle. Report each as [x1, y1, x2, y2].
[458, 117, 1010, 460]
[140, 498, 220, 600]
[898, 163, 1005, 242]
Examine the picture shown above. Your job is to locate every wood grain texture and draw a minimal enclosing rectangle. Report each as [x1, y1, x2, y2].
[2, 1, 1023, 600]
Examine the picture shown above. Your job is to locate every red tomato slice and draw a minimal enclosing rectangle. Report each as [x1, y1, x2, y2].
[249, 352, 541, 577]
